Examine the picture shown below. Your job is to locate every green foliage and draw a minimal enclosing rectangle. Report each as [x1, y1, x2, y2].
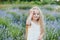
[43, 0, 53, 4]
[0, 0, 60, 5]
[21, 13, 28, 27]
[45, 7, 54, 10]
[7, 12, 20, 21]
[56, 8, 60, 12]
[0, 18, 10, 27]
[45, 14, 56, 21]
[18, 5, 31, 9]
[0, 17, 24, 40]
[45, 26, 59, 40]
[8, 26, 19, 37]
[56, 14, 60, 19]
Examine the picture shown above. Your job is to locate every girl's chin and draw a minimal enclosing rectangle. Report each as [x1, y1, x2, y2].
[32, 18, 38, 21]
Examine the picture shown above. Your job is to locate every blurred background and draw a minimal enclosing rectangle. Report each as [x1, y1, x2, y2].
[0, 0, 60, 40]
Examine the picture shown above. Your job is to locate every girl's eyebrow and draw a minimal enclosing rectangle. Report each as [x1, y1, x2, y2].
[33, 11, 35, 13]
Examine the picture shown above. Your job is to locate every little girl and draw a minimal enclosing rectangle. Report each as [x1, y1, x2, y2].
[26, 6, 45, 40]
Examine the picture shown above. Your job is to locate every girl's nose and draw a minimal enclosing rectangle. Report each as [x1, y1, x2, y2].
[36, 14, 37, 16]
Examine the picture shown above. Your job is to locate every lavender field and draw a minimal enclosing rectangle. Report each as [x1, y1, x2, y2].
[0, 1, 60, 40]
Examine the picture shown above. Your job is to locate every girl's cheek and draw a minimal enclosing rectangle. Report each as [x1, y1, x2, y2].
[32, 15, 35, 18]
[38, 15, 40, 17]
[33, 15, 35, 17]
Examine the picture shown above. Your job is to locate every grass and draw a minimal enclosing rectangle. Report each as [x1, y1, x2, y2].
[45, 25, 59, 40]
[0, 17, 24, 40]
[7, 12, 20, 21]
[45, 14, 56, 21]
[43, 5, 54, 11]
[0, 18, 10, 27]
[56, 7, 60, 12]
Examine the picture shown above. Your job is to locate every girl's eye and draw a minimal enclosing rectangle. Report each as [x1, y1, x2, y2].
[37, 13, 39, 15]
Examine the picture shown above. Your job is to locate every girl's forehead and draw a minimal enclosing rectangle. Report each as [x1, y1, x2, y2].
[33, 10, 40, 13]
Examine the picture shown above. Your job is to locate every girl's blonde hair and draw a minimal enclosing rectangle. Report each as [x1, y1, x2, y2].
[29, 6, 45, 35]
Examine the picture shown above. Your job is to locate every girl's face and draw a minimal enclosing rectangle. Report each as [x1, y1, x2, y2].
[32, 10, 40, 21]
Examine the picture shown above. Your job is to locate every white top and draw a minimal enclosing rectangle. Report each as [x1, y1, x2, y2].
[27, 21, 41, 40]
